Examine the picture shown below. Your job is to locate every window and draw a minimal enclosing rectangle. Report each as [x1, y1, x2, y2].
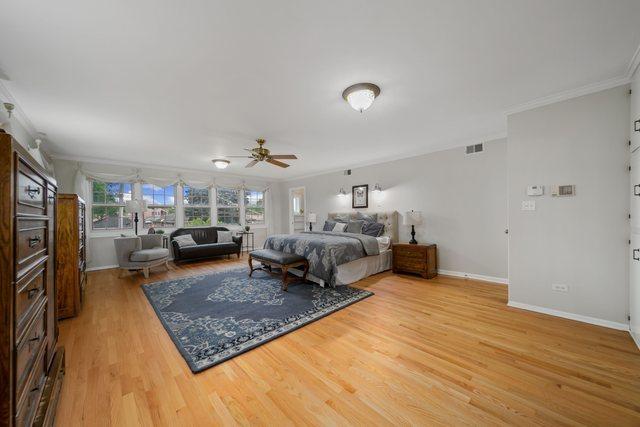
[216, 187, 240, 225]
[183, 186, 211, 227]
[244, 190, 265, 224]
[142, 184, 176, 228]
[91, 182, 133, 230]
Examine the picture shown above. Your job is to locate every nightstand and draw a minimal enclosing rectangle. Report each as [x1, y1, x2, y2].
[392, 243, 438, 279]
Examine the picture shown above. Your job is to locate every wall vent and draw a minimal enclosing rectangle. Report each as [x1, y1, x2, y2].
[465, 143, 484, 155]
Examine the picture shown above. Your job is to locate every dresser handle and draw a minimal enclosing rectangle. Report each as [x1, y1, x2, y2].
[25, 185, 41, 198]
[635, 185, 640, 196]
[28, 235, 42, 247]
[30, 386, 40, 393]
[634, 249, 640, 261]
[29, 335, 40, 343]
[27, 288, 38, 298]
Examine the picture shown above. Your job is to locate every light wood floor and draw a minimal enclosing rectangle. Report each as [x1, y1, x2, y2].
[55, 257, 640, 426]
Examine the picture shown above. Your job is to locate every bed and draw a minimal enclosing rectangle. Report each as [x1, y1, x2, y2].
[263, 211, 398, 286]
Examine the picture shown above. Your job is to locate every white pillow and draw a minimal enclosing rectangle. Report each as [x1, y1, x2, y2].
[332, 222, 347, 232]
[376, 236, 391, 252]
[217, 230, 233, 243]
[173, 234, 197, 248]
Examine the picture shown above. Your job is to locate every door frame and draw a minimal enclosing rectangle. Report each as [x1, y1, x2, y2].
[288, 186, 306, 234]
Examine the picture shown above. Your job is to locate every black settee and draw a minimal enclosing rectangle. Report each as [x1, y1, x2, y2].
[170, 226, 242, 262]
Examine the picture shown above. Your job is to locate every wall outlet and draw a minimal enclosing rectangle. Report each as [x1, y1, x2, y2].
[521, 200, 536, 211]
[551, 284, 569, 292]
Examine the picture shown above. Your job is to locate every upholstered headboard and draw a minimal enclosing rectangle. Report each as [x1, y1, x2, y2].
[327, 211, 399, 243]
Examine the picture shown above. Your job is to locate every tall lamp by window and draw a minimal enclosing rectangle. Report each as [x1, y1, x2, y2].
[308, 213, 317, 231]
[125, 199, 148, 235]
[404, 210, 422, 244]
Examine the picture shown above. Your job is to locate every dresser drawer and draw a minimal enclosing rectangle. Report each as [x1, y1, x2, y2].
[15, 261, 47, 333]
[16, 301, 47, 398]
[395, 247, 426, 259]
[17, 218, 48, 275]
[17, 162, 46, 216]
[396, 259, 426, 272]
[15, 343, 47, 427]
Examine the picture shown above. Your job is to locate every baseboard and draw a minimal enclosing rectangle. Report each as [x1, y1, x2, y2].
[437, 269, 508, 285]
[86, 264, 119, 272]
[507, 301, 629, 331]
[632, 330, 640, 350]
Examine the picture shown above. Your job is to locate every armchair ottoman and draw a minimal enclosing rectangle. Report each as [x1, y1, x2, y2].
[114, 234, 170, 278]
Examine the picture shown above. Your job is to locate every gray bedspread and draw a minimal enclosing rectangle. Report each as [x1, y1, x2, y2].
[263, 231, 380, 286]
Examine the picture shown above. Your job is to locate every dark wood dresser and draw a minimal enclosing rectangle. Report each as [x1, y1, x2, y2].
[56, 194, 86, 319]
[392, 243, 438, 279]
[0, 132, 64, 426]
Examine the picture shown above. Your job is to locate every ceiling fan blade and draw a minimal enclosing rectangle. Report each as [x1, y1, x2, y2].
[245, 160, 259, 168]
[266, 158, 290, 168]
[269, 154, 297, 159]
[226, 155, 253, 158]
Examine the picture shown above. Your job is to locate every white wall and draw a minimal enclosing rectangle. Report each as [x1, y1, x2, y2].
[277, 139, 509, 281]
[630, 69, 640, 345]
[507, 85, 630, 326]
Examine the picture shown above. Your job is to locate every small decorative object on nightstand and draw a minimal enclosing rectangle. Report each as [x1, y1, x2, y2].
[403, 210, 422, 244]
[392, 243, 437, 279]
[308, 213, 317, 231]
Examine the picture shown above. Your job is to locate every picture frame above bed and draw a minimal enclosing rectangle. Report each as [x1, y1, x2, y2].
[352, 184, 368, 208]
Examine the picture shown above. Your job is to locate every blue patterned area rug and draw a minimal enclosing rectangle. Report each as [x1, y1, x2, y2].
[142, 268, 373, 373]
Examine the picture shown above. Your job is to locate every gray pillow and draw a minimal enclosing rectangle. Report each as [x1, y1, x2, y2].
[323, 220, 336, 231]
[346, 220, 365, 234]
[362, 222, 384, 237]
[357, 212, 378, 223]
[217, 230, 233, 243]
[173, 234, 197, 248]
[334, 213, 350, 223]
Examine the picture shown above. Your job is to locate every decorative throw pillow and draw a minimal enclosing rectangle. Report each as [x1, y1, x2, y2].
[346, 220, 364, 234]
[362, 221, 384, 237]
[334, 213, 350, 223]
[357, 212, 378, 223]
[217, 230, 233, 243]
[173, 234, 197, 248]
[323, 220, 336, 231]
[332, 222, 347, 232]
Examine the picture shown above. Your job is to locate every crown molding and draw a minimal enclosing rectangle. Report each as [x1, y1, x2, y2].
[504, 75, 631, 116]
[49, 152, 276, 184]
[626, 42, 640, 79]
[0, 81, 38, 140]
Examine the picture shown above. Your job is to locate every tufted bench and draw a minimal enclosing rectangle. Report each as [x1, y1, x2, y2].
[248, 249, 309, 291]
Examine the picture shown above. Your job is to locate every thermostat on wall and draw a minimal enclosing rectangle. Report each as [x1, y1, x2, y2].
[526, 185, 544, 196]
[551, 185, 576, 197]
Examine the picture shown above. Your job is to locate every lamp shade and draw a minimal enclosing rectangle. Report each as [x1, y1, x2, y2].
[125, 199, 147, 213]
[308, 213, 317, 223]
[403, 210, 422, 226]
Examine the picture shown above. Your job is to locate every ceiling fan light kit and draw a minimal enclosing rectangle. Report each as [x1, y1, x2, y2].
[342, 83, 381, 113]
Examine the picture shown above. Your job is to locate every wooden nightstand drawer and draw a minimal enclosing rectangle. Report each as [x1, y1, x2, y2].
[392, 243, 437, 279]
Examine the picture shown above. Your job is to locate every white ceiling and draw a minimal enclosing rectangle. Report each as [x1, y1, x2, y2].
[1, 0, 639, 180]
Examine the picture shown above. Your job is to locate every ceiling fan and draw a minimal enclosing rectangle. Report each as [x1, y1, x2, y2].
[225, 139, 298, 168]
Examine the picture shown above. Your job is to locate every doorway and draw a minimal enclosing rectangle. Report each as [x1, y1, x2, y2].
[289, 187, 306, 234]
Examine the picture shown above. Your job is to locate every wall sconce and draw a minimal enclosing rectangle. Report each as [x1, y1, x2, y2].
[338, 187, 348, 197]
[372, 183, 382, 193]
[3, 102, 15, 118]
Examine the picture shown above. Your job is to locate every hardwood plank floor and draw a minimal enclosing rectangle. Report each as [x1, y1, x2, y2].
[55, 257, 640, 426]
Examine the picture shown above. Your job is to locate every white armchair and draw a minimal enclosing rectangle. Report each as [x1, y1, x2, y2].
[114, 234, 170, 278]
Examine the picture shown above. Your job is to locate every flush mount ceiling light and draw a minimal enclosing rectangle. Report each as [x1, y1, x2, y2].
[212, 159, 230, 169]
[342, 83, 381, 113]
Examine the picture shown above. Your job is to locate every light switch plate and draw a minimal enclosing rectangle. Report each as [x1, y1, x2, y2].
[521, 200, 536, 211]
[527, 185, 544, 196]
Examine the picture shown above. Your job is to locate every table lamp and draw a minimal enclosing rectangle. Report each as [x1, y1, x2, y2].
[308, 213, 317, 231]
[403, 210, 422, 244]
[125, 199, 148, 235]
